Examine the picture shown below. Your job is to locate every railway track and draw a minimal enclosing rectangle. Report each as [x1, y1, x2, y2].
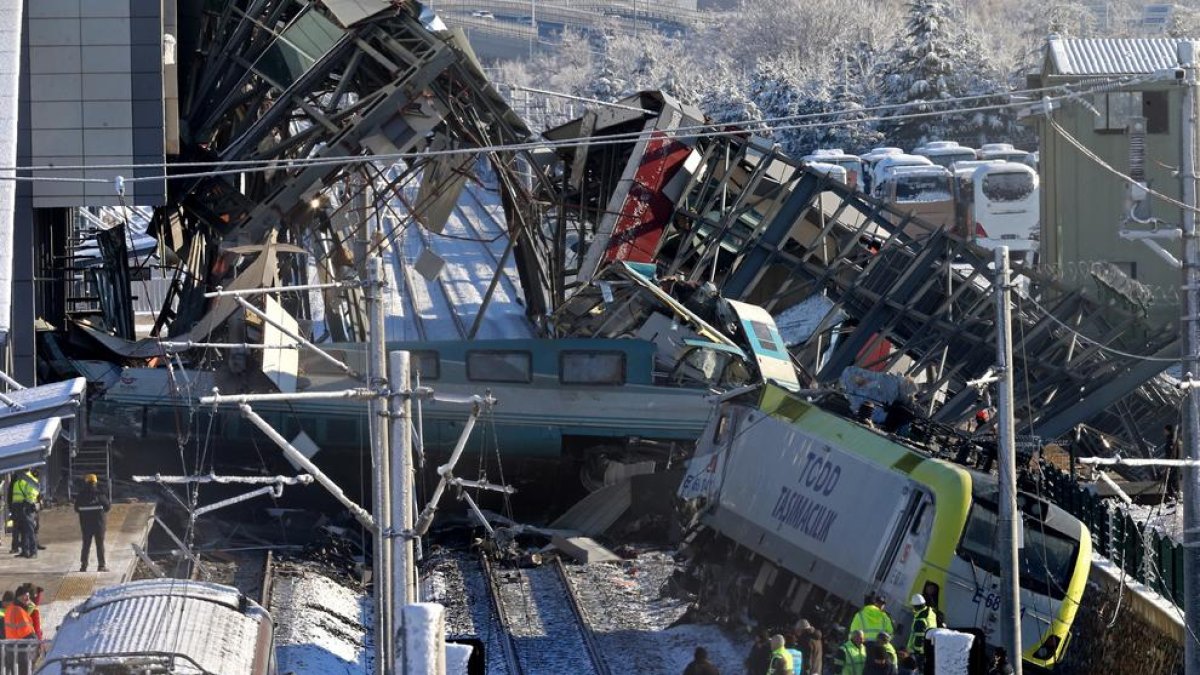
[481, 554, 610, 675]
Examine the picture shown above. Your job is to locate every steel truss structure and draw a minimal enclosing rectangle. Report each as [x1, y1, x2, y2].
[127, 0, 552, 347]
[545, 124, 1182, 453]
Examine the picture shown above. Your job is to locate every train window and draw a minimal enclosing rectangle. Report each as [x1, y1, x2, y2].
[909, 502, 929, 535]
[958, 503, 1075, 600]
[748, 320, 780, 353]
[411, 350, 439, 381]
[957, 504, 1001, 576]
[713, 411, 732, 445]
[981, 173, 1034, 203]
[466, 351, 532, 383]
[560, 351, 626, 385]
[1021, 524, 1078, 601]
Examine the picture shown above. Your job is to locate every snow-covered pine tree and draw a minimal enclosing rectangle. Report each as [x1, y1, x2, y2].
[875, 0, 1017, 147]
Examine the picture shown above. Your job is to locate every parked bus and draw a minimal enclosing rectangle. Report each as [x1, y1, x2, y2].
[869, 154, 934, 199]
[914, 141, 977, 169]
[802, 149, 863, 189]
[969, 162, 1040, 258]
[678, 384, 1091, 670]
[874, 165, 955, 234]
[859, 147, 904, 193]
[978, 142, 1032, 164]
[950, 160, 1004, 238]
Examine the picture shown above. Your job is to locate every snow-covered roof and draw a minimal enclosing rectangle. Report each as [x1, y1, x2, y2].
[886, 166, 952, 179]
[1046, 37, 1186, 76]
[0, 417, 60, 473]
[37, 580, 273, 675]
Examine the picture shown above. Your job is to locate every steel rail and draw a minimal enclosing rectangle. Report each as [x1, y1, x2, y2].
[479, 554, 525, 675]
[551, 556, 612, 675]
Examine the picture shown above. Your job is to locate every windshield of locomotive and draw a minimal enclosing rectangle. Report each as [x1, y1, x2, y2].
[956, 501, 1078, 600]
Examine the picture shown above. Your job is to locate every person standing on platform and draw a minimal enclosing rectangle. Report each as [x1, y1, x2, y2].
[10, 471, 40, 559]
[75, 474, 110, 572]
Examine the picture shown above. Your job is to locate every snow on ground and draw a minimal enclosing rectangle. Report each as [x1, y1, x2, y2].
[271, 571, 373, 674]
[567, 551, 749, 674]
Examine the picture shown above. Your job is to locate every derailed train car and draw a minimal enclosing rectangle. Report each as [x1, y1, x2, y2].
[677, 385, 1091, 670]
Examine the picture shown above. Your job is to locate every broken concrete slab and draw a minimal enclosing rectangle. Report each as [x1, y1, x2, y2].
[551, 535, 620, 564]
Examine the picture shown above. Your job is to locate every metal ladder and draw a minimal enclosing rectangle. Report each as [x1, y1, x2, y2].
[69, 435, 113, 502]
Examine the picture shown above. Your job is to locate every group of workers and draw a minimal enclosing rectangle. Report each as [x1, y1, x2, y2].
[834, 592, 941, 675]
[5, 470, 111, 572]
[1, 583, 44, 640]
[695, 591, 943, 675]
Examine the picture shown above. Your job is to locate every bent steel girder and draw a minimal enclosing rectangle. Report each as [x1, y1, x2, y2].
[152, 1, 548, 342]
[646, 130, 1180, 450]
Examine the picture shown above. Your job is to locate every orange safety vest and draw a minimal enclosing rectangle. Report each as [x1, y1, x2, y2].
[4, 603, 33, 639]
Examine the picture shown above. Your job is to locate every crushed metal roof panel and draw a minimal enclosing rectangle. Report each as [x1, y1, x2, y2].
[37, 579, 273, 675]
[1047, 37, 1185, 76]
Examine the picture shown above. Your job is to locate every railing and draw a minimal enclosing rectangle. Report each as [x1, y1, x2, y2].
[1039, 463, 1184, 606]
[0, 640, 47, 674]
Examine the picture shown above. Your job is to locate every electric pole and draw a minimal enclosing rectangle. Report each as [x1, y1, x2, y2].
[1180, 39, 1200, 675]
[367, 255, 393, 675]
[994, 246, 1023, 675]
[391, 350, 416, 607]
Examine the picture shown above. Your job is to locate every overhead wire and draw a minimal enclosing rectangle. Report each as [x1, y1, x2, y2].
[0, 74, 1156, 187]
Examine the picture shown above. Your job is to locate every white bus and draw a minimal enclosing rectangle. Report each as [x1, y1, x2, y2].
[914, 141, 977, 169]
[869, 154, 933, 199]
[970, 162, 1039, 257]
[802, 149, 864, 190]
[859, 147, 904, 193]
[978, 143, 1032, 164]
[875, 165, 955, 235]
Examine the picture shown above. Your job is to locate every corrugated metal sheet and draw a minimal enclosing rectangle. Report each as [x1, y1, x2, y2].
[1048, 37, 1185, 76]
[37, 580, 272, 675]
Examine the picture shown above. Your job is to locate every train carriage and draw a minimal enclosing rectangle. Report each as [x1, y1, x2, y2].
[678, 384, 1090, 669]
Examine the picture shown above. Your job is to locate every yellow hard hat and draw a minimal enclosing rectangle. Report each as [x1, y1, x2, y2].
[84, 474, 98, 484]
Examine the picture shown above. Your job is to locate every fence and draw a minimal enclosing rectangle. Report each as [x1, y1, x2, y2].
[1040, 463, 1184, 606]
[0, 640, 47, 674]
